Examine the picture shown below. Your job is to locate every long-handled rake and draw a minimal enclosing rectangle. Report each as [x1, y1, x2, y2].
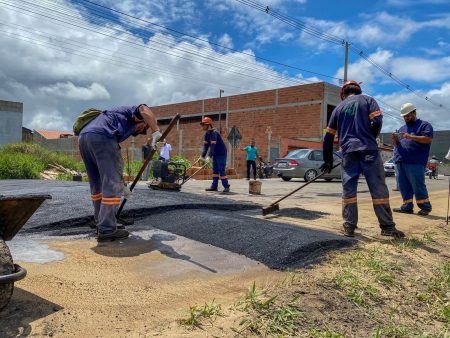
[181, 161, 209, 186]
[262, 162, 342, 216]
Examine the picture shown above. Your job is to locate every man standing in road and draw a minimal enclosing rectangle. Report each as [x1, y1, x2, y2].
[392, 103, 433, 215]
[78, 104, 161, 242]
[242, 139, 258, 180]
[200, 117, 230, 192]
[159, 139, 172, 162]
[321, 80, 404, 238]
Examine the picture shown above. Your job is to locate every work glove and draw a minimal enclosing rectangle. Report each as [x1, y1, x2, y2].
[123, 184, 133, 199]
[200, 156, 211, 164]
[151, 130, 162, 149]
[319, 161, 333, 174]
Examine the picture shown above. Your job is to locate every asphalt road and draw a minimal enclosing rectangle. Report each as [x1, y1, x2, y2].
[1, 179, 355, 269]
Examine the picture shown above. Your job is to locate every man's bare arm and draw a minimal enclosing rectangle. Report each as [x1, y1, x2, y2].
[139, 105, 160, 132]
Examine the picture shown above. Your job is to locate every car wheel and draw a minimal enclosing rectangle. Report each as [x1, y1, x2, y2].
[281, 176, 292, 182]
[325, 178, 333, 182]
[304, 169, 317, 182]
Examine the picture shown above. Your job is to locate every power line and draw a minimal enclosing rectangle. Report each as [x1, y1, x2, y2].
[234, 0, 450, 111]
[0, 0, 320, 89]
[77, 0, 342, 81]
[0, 0, 406, 123]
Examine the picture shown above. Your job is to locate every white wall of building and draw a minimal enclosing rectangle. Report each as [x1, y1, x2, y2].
[0, 100, 23, 147]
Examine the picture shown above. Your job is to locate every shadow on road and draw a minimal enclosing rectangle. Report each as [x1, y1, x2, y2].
[266, 207, 329, 220]
[91, 233, 217, 273]
[0, 288, 62, 338]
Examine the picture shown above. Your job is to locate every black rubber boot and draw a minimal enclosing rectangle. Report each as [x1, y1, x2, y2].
[97, 229, 130, 242]
[380, 227, 405, 238]
[393, 208, 413, 214]
[417, 209, 430, 216]
[342, 225, 356, 237]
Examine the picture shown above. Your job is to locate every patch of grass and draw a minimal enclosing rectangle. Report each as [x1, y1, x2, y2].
[178, 301, 223, 329]
[334, 268, 378, 306]
[425, 262, 450, 323]
[422, 232, 436, 244]
[309, 328, 345, 338]
[236, 282, 304, 336]
[0, 152, 44, 179]
[391, 237, 424, 251]
[0, 143, 84, 179]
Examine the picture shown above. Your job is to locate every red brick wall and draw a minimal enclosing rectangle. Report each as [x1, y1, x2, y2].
[69, 83, 336, 176]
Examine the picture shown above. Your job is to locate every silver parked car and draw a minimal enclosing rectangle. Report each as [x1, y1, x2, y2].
[383, 158, 395, 177]
[274, 149, 342, 182]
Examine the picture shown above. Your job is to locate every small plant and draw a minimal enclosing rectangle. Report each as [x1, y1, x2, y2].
[178, 301, 223, 328]
[422, 232, 436, 244]
[237, 282, 303, 336]
[309, 328, 345, 338]
[392, 237, 423, 251]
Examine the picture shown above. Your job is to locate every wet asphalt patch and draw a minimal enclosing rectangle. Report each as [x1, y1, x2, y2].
[1, 180, 355, 270]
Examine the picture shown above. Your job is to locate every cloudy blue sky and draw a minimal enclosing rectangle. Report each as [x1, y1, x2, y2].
[0, 0, 449, 132]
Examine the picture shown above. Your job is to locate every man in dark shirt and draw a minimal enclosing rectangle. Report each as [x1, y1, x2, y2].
[78, 104, 161, 241]
[200, 117, 230, 192]
[392, 103, 433, 215]
[322, 80, 404, 238]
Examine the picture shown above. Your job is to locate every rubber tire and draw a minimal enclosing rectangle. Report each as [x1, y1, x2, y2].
[304, 169, 318, 182]
[281, 176, 292, 182]
[0, 240, 14, 312]
[325, 178, 333, 182]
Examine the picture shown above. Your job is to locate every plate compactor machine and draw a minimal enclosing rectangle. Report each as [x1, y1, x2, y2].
[148, 160, 188, 191]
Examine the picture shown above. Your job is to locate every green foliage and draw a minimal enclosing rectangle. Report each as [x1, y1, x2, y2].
[170, 155, 191, 169]
[0, 143, 85, 179]
[178, 301, 223, 328]
[0, 152, 44, 179]
[237, 282, 304, 336]
[309, 328, 345, 338]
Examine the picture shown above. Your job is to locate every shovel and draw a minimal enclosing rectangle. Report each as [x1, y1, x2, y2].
[116, 113, 181, 219]
[262, 162, 342, 216]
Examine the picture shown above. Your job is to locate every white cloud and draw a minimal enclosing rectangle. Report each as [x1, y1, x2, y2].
[0, 0, 304, 131]
[218, 33, 234, 49]
[377, 82, 450, 132]
[39, 82, 111, 101]
[29, 111, 72, 131]
[391, 57, 450, 82]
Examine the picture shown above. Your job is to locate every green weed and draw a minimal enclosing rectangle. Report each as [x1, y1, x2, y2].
[309, 328, 345, 338]
[178, 301, 223, 328]
[237, 282, 304, 336]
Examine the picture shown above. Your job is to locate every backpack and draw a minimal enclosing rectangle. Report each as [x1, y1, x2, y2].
[73, 108, 102, 135]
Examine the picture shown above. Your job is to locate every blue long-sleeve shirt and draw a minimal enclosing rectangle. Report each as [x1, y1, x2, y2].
[202, 129, 227, 158]
[323, 94, 382, 161]
[80, 105, 145, 143]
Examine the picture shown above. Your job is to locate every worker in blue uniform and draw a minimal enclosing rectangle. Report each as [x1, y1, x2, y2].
[321, 80, 404, 238]
[78, 104, 161, 242]
[392, 103, 433, 215]
[200, 117, 230, 192]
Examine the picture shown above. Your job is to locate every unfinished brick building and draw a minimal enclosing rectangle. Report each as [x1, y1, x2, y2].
[127, 82, 341, 176]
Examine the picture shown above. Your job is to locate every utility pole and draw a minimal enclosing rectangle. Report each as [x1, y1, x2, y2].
[343, 41, 349, 82]
[218, 89, 224, 134]
[265, 126, 272, 162]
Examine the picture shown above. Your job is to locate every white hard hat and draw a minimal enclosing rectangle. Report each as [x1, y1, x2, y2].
[400, 103, 416, 116]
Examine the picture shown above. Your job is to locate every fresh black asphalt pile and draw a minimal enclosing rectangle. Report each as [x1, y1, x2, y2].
[1, 180, 355, 270]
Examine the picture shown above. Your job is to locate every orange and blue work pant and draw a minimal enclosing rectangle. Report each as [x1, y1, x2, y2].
[341, 150, 395, 230]
[78, 133, 124, 234]
[396, 162, 432, 212]
[211, 154, 230, 190]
